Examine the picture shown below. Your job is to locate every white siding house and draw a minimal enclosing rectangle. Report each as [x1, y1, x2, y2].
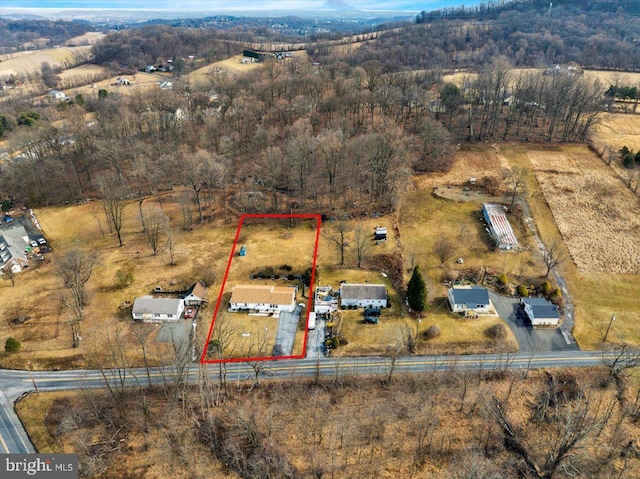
[340, 284, 388, 308]
[228, 285, 296, 314]
[447, 286, 492, 315]
[132, 296, 185, 323]
[183, 280, 208, 306]
[314, 286, 339, 315]
[521, 297, 560, 327]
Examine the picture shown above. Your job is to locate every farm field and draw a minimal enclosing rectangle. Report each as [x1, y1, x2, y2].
[499, 143, 640, 349]
[591, 113, 640, 153]
[527, 150, 640, 274]
[56, 63, 109, 82]
[187, 51, 308, 88]
[63, 32, 106, 46]
[0, 46, 92, 77]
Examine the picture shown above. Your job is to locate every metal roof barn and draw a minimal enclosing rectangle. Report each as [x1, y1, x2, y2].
[482, 204, 518, 250]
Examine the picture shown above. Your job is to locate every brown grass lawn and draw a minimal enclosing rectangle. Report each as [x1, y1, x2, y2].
[0, 191, 238, 369]
[15, 392, 67, 453]
[205, 217, 319, 360]
[497, 143, 640, 349]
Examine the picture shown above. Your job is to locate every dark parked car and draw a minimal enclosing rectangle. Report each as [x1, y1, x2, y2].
[363, 316, 379, 324]
[364, 308, 381, 317]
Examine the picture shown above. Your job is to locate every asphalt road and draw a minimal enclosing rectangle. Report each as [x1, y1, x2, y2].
[489, 291, 578, 352]
[0, 349, 622, 454]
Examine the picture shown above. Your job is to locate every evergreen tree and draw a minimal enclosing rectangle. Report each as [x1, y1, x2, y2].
[407, 266, 428, 315]
[5, 337, 21, 353]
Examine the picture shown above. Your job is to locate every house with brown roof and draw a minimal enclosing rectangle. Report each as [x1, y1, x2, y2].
[183, 280, 208, 306]
[228, 285, 297, 314]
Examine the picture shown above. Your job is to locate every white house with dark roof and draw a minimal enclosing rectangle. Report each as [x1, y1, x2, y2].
[228, 285, 296, 314]
[132, 296, 185, 323]
[521, 297, 560, 327]
[0, 226, 31, 273]
[340, 284, 388, 308]
[448, 286, 492, 316]
[183, 280, 208, 306]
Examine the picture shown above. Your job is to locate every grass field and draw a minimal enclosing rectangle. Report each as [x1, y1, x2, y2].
[63, 32, 106, 46]
[528, 149, 640, 274]
[0, 46, 92, 77]
[443, 68, 640, 88]
[187, 51, 308, 88]
[57, 63, 109, 82]
[498, 143, 640, 349]
[591, 113, 640, 153]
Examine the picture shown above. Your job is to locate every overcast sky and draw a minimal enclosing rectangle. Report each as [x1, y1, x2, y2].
[0, 0, 476, 12]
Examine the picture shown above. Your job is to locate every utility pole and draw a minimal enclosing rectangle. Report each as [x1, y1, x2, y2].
[603, 313, 616, 342]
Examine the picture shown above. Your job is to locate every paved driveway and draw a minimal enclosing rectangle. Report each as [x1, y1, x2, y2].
[273, 304, 302, 356]
[306, 316, 326, 358]
[489, 292, 578, 353]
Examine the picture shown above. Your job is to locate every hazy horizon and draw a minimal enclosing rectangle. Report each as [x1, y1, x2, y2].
[0, 0, 485, 14]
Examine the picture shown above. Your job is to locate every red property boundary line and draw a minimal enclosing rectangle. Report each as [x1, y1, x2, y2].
[200, 213, 322, 364]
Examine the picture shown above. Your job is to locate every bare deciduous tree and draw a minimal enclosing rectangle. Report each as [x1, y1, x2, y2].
[144, 206, 168, 256]
[353, 226, 371, 268]
[96, 172, 127, 247]
[541, 236, 568, 277]
[434, 234, 456, 266]
[325, 213, 351, 266]
[505, 165, 528, 210]
[56, 246, 97, 347]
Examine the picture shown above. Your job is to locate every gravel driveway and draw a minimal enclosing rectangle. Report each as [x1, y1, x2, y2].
[490, 292, 578, 353]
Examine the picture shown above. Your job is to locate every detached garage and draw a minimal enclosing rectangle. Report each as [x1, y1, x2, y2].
[521, 297, 560, 327]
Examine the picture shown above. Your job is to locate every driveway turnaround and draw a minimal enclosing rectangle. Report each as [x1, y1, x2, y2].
[489, 291, 579, 353]
[273, 304, 302, 356]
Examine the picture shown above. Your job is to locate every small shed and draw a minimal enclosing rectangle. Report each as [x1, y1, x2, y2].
[239, 245, 247, 256]
[374, 227, 387, 240]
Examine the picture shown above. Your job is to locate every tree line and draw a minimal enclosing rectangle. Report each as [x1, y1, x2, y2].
[318, 0, 640, 72]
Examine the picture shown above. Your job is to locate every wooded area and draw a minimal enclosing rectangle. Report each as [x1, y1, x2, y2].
[28, 359, 640, 478]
